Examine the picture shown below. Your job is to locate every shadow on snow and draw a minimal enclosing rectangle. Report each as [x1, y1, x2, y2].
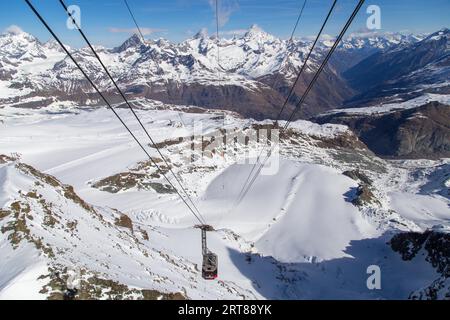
[226, 232, 439, 299]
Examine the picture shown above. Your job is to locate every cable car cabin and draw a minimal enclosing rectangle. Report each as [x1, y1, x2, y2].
[202, 252, 218, 280]
[197, 225, 218, 280]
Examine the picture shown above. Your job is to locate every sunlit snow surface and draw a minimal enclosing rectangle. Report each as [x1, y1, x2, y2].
[0, 100, 449, 299]
[325, 93, 450, 115]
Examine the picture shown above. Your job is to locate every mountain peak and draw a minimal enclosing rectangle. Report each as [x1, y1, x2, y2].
[1, 25, 37, 43]
[113, 33, 144, 52]
[5, 25, 26, 36]
[244, 24, 275, 42]
[43, 39, 64, 51]
[249, 24, 262, 31]
[193, 28, 208, 40]
[245, 24, 264, 36]
[128, 33, 144, 44]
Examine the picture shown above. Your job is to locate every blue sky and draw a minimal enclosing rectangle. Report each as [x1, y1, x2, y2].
[1, 0, 449, 47]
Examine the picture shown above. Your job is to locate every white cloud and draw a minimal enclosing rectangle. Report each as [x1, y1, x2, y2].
[347, 27, 413, 39]
[347, 27, 381, 39]
[5, 25, 24, 35]
[108, 27, 166, 36]
[220, 29, 247, 37]
[304, 34, 335, 41]
[209, 0, 239, 27]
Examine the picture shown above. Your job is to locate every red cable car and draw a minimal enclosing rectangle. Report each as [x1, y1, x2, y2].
[200, 225, 218, 280]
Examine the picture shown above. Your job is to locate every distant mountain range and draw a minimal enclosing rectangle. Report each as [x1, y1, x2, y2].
[315, 28, 449, 159]
[1, 25, 447, 120]
[344, 28, 449, 107]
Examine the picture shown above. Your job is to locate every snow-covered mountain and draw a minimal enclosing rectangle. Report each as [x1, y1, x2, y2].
[0, 99, 449, 299]
[339, 31, 424, 51]
[331, 31, 425, 72]
[344, 28, 450, 106]
[314, 29, 449, 159]
[0, 25, 428, 119]
[0, 29, 65, 78]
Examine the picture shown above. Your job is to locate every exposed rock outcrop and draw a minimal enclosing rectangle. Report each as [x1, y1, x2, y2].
[390, 230, 450, 300]
[316, 102, 450, 159]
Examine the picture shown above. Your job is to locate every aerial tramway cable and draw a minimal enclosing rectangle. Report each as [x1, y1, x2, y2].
[232, 0, 337, 211]
[271, 0, 308, 90]
[283, 0, 366, 127]
[214, 0, 227, 192]
[58, 0, 207, 225]
[123, 0, 146, 43]
[235, 0, 366, 208]
[216, 0, 221, 72]
[24, 0, 206, 226]
[120, 0, 217, 279]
